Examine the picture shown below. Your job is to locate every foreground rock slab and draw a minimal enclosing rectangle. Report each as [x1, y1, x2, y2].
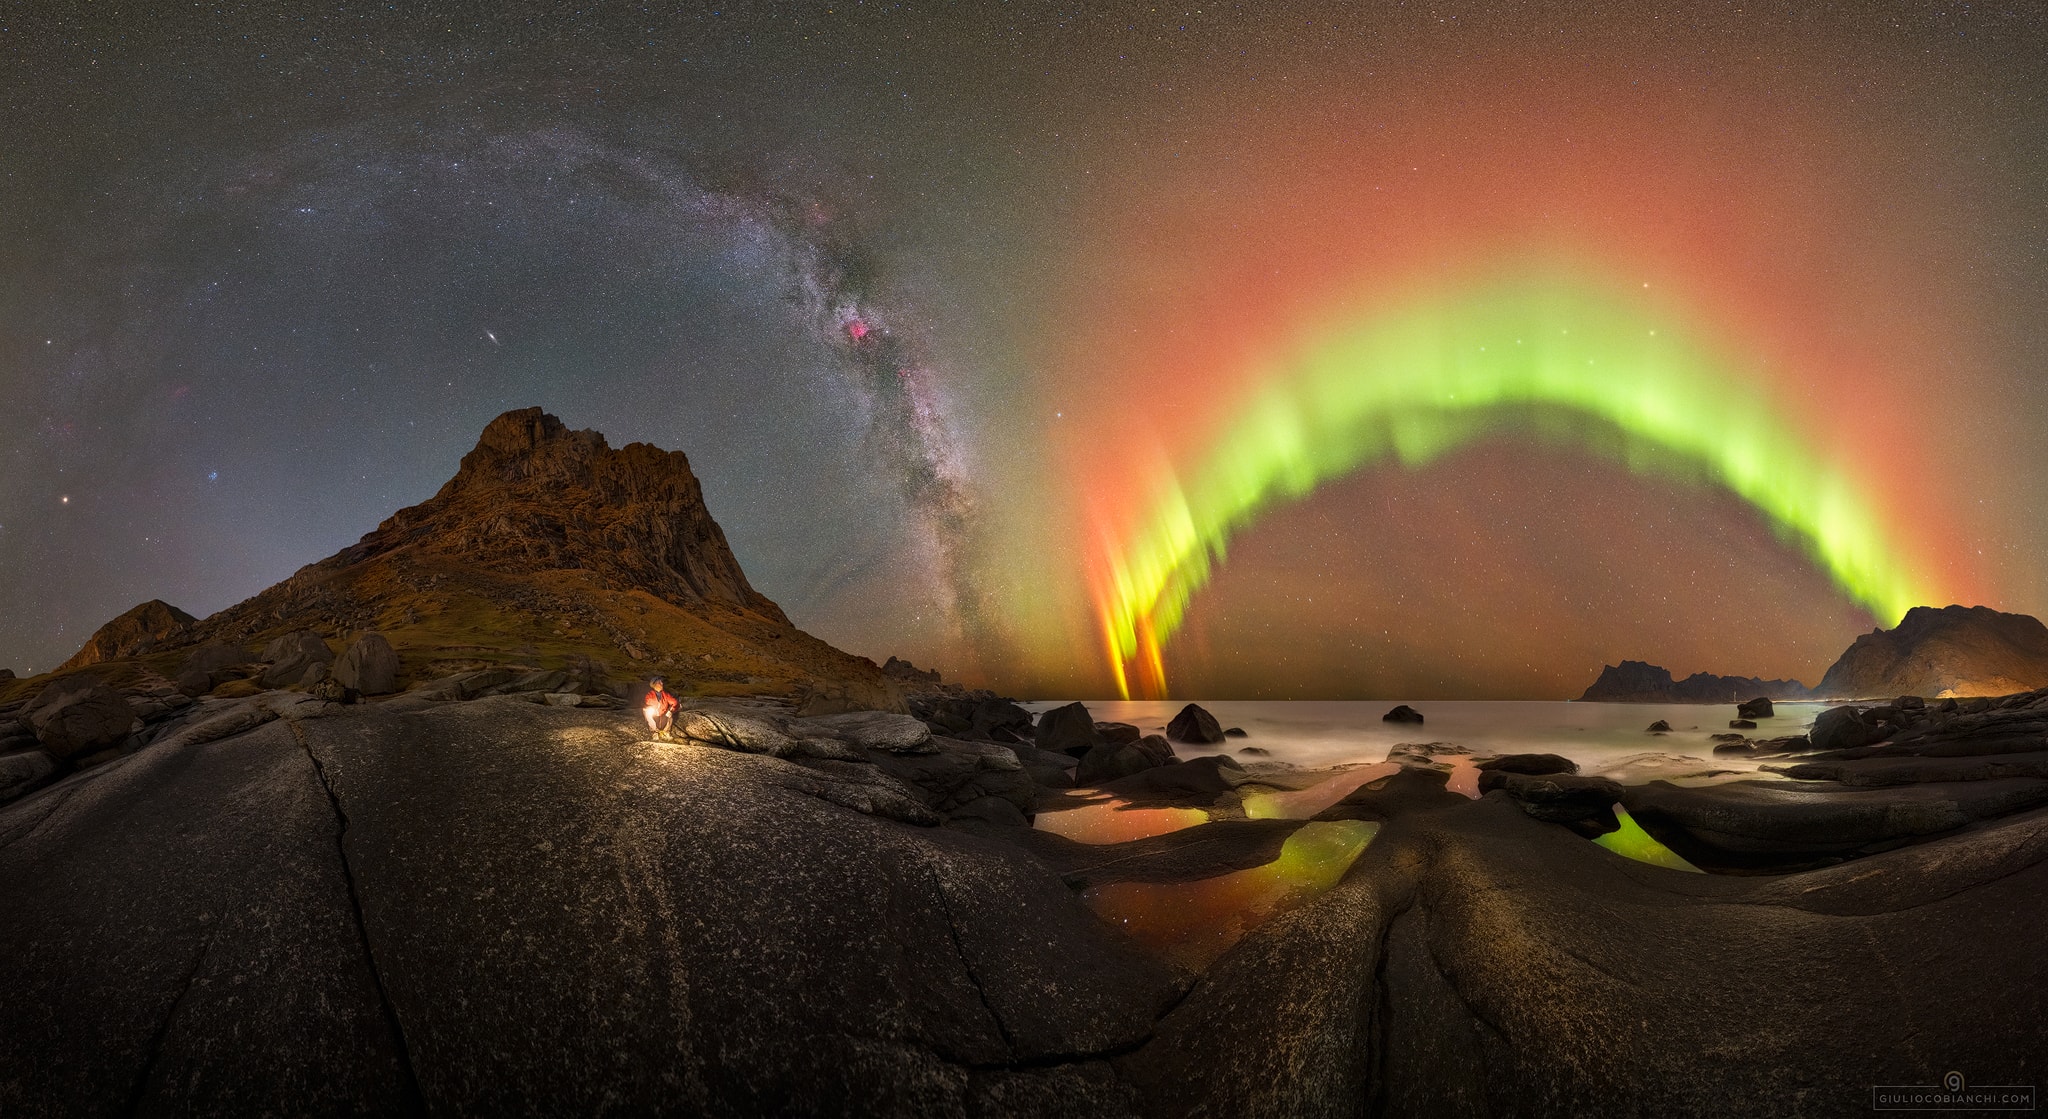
[7, 694, 2047, 1116]
[1123, 795, 2048, 1117]
[1, 697, 1179, 1116]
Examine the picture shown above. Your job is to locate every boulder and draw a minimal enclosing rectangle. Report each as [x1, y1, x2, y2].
[1737, 696, 1774, 719]
[1382, 705, 1425, 724]
[1479, 771, 1624, 836]
[259, 630, 335, 688]
[1134, 734, 1177, 766]
[1093, 721, 1142, 745]
[307, 678, 355, 704]
[0, 749, 57, 803]
[175, 641, 250, 696]
[1729, 719, 1759, 729]
[26, 679, 141, 762]
[966, 698, 1034, 743]
[1004, 744, 1079, 790]
[916, 694, 1034, 743]
[122, 673, 196, 723]
[1645, 720, 1673, 733]
[801, 711, 936, 754]
[1473, 753, 1578, 777]
[865, 737, 1035, 818]
[672, 707, 801, 757]
[1224, 727, 1248, 738]
[333, 633, 400, 695]
[1166, 703, 1225, 745]
[1099, 755, 1248, 801]
[945, 795, 1028, 827]
[1808, 705, 1895, 753]
[1034, 701, 1102, 757]
[0, 720, 36, 753]
[1075, 735, 1175, 786]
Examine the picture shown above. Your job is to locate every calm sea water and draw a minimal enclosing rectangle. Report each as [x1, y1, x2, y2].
[1021, 699, 1830, 779]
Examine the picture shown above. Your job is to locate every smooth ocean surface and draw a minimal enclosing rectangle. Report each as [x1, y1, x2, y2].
[1022, 699, 1828, 778]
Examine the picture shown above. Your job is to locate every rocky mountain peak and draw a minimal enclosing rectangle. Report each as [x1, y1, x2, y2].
[56, 599, 196, 672]
[1816, 604, 2048, 698]
[349, 407, 787, 622]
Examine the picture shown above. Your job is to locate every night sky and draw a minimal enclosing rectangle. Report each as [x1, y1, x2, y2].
[4, 3, 2045, 698]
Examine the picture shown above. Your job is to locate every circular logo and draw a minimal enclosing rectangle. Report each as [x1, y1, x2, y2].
[1944, 1071, 1965, 1093]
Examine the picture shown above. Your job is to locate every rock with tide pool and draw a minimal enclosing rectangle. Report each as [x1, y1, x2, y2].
[1474, 753, 1577, 776]
[1314, 765, 1469, 822]
[1621, 776, 2048, 871]
[1479, 770, 1624, 836]
[1098, 754, 1248, 801]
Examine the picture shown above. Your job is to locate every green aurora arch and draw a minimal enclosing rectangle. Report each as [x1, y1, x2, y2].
[1098, 274, 1930, 698]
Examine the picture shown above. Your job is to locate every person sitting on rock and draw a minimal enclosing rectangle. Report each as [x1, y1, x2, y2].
[643, 676, 678, 739]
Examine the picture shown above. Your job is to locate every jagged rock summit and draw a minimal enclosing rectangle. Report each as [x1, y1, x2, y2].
[1816, 604, 2048, 699]
[338, 407, 787, 622]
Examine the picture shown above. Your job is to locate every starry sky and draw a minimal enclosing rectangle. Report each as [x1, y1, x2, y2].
[4, 3, 2045, 698]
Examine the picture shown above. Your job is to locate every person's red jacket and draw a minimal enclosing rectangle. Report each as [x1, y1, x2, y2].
[645, 686, 678, 717]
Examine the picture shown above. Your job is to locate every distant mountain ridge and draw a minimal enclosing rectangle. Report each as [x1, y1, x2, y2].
[1577, 660, 1813, 704]
[1579, 605, 2048, 703]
